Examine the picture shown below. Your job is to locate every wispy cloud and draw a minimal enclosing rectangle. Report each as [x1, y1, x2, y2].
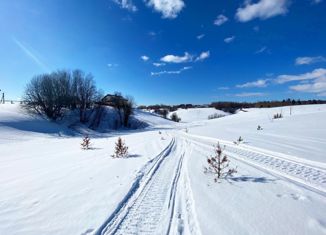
[195, 51, 210, 62]
[197, 34, 205, 40]
[312, 0, 323, 4]
[236, 79, 269, 88]
[295, 56, 326, 65]
[224, 36, 235, 43]
[275, 68, 326, 96]
[214, 14, 228, 26]
[289, 77, 326, 94]
[234, 92, 266, 97]
[141, 55, 150, 61]
[112, 0, 137, 12]
[276, 68, 326, 84]
[255, 46, 268, 54]
[218, 86, 229, 90]
[160, 51, 210, 64]
[160, 52, 193, 63]
[145, 0, 185, 19]
[12, 37, 48, 71]
[153, 62, 166, 67]
[236, 0, 289, 22]
[151, 66, 192, 76]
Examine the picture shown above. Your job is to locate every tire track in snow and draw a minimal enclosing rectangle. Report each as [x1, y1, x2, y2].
[184, 134, 326, 195]
[96, 136, 187, 235]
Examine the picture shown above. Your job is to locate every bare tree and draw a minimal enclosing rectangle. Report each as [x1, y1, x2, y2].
[122, 96, 135, 127]
[23, 69, 99, 121]
[72, 70, 97, 123]
[23, 72, 70, 120]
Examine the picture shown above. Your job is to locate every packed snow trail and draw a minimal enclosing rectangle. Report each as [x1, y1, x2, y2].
[96, 136, 188, 235]
[184, 133, 326, 195]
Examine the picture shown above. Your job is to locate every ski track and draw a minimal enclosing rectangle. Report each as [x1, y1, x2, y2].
[184, 133, 326, 195]
[96, 136, 187, 235]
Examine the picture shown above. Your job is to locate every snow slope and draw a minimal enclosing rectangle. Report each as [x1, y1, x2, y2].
[189, 104, 326, 163]
[0, 103, 325, 235]
[170, 108, 228, 123]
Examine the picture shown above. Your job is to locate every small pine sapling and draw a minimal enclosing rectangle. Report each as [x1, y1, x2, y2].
[273, 113, 283, 119]
[81, 135, 91, 150]
[204, 143, 237, 182]
[112, 137, 129, 158]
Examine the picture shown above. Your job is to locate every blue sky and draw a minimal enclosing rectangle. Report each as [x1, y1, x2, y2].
[0, 0, 326, 105]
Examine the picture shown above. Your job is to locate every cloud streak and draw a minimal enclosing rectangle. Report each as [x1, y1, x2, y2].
[12, 37, 48, 71]
[236, 79, 269, 88]
[295, 56, 326, 65]
[151, 66, 192, 76]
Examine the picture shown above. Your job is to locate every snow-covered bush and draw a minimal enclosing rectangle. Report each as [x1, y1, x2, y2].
[171, 113, 181, 122]
[112, 137, 129, 158]
[204, 143, 237, 182]
[81, 135, 91, 150]
[257, 125, 263, 130]
[208, 113, 225, 120]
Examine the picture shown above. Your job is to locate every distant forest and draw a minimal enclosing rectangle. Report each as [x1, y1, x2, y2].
[139, 99, 326, 114]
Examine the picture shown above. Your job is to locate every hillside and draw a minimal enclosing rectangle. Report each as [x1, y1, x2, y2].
[169, 107, 229, 123]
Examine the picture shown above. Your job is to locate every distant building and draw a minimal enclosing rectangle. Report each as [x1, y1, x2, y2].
[99, 94, 127, 107]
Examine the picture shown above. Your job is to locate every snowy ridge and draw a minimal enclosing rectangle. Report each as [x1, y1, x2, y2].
[184, 133, 326, 195]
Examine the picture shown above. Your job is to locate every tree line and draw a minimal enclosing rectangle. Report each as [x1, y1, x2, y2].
[139, 99, 326, 114]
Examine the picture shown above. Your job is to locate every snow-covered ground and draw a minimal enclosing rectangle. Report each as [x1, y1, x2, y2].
[0, 103, 325, 235]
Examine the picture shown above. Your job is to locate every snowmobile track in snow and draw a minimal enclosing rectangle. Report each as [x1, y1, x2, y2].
[96, 137, 186, 235]
[184, 134, 326, 195]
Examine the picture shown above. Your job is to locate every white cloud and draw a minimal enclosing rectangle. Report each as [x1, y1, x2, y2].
[290, 77, 326, 94]
[236, 0, 289, 22]
[153, 62, 166, 67]
[236, 79, 269, 88]
[141, 55, 150, 61]
[224, 36, 235, 43]
[275, 68, 326, 96]
[145, 0, 185, 19]
[12, 37, 48, 71]
[235, 92, 266, 97]
[112, 0, 137, 12]
[276, 68, 326, 84]
[295, 56, 326, 65]
[214, 14, 228, 26]
[195, 51, 210, 61]
[197, 34, 205, 40]
[160, 52, 192, 63]
[151, 66, 191, 76]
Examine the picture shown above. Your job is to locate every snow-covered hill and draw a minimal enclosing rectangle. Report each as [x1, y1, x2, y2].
[169, 107, 228, 123]
[189, 104, 326, 163]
